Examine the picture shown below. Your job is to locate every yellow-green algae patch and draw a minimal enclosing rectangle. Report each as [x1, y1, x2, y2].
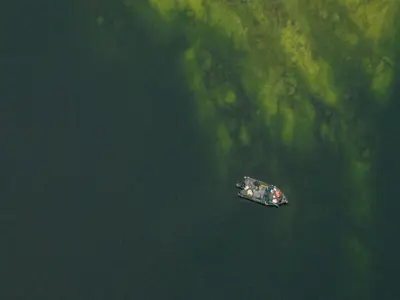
[224, 90, 236, 104]
[348, 158, 373, 226]
[144, 0, 399, 297]
[291, 96, 316, 151]
[280, 21, 338, 107]
[148, 0, 206, 21]
[279, 101, 294, 146]
[338, 0, 398, 105]
[338, 0, 399, 43]
[257, 69, 281, 126]
[239, 125, 250, 146]
[320, 121, 336, 145]
[217, 123, 232, 155]
[371, 58, 393, 102]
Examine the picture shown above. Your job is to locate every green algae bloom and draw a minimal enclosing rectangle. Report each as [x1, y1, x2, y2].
[144, 1, 399, 297]
[93, 0, 400, 298]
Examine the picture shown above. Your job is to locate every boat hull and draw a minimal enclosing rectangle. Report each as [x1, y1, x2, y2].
[236, 176, 288, 207]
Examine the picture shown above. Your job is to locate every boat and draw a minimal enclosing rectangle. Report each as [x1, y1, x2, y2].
[236, 176, 288, 207]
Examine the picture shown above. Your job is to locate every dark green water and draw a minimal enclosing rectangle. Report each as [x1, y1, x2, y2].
[3, 1, 400, 299]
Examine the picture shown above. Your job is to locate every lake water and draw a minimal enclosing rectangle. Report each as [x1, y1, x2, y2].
[3, 1, 400, 299]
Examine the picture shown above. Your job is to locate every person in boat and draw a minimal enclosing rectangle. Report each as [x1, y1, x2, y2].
[264, 185, 281, 206]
